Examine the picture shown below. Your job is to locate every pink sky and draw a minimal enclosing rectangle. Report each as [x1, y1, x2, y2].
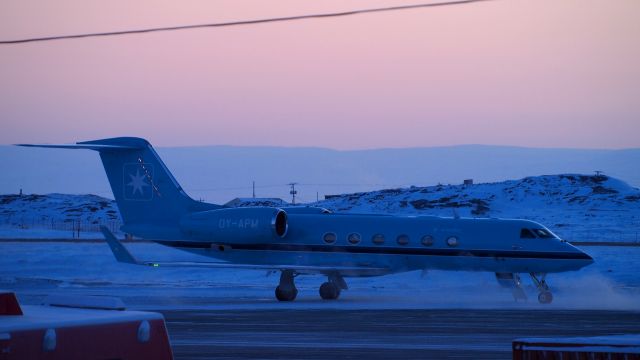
[1, 0, 639, 149]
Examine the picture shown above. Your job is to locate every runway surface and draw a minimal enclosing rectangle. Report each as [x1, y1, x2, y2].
[160, 309, 640, 360]
[3, 241, 640, 358]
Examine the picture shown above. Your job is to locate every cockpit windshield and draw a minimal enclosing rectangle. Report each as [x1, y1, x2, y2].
[520, 228, 557, 239]
[533, 228, 555, 238]
[520, 228, 536, 239]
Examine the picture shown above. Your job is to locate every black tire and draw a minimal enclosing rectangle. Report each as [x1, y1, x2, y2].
[275, 286, 297, 301]
[319, 282, 340, 300]
[538, 291, 553, 304]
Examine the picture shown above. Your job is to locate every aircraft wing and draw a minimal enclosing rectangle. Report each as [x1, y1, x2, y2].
[100, 226, 390, 276]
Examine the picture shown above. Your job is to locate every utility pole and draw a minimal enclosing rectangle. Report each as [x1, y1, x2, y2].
[289, 183, 298, 205]
[252, 181, 255, 198]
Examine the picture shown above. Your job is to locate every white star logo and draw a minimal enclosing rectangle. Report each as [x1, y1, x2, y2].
[127, 170, 149, 196]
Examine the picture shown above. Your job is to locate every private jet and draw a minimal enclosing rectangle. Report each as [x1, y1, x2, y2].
[19, 137, 594, 303]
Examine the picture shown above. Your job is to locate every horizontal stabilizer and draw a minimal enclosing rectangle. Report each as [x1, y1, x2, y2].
[16, 143, 141, 151]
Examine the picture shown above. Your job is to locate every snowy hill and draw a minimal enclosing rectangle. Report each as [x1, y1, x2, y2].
[0, 193, 120, 238]
[1, 174, 639, 241]
[316, 174, 640, 242]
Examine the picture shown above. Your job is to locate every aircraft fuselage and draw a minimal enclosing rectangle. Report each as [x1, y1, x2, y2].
[145, 208, 592, 276]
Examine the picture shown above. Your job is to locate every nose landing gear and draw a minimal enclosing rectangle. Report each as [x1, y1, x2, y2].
[495, 272, 555, 304]
[530, 273, 553, 304]
[537, 291, 553, 304]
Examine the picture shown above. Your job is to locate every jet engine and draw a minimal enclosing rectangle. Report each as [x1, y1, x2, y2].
[179, 207, 288, 242]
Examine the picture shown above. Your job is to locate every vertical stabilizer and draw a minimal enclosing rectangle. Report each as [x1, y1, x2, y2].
[18, 137, 220, 229]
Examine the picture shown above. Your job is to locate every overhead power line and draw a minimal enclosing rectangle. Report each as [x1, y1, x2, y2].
[0, 0, 492, 45]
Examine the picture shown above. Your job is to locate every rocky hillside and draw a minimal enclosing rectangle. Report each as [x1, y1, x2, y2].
[1, 174, 638, 241]
[316, 174, 640, 242]
[0, 193, 120, 236]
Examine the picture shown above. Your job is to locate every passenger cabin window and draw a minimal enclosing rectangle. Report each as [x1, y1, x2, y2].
[421, 235, 434, 246]
[372, 234, 385, 245]
[533, 229, 554, 239]
[446, 236, 458, 247]
[323, 232, 337, 244]
[520, 229, 536, 239]
[347, 233, 361, 245]
[396, 234, 410, 246]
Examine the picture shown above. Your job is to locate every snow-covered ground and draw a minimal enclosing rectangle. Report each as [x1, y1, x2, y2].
[1, 241, 638, 311]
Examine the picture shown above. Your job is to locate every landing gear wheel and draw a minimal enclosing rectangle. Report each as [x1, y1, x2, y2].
[275, 286, 298, 301]
[319, 282, 340, 300]
[538, 291, 553, 304]
[530, 273, 553, 305]
[275, 270, 298, 302]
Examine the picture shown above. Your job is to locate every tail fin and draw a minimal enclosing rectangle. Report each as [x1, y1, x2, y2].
[18, 137, 219, 229]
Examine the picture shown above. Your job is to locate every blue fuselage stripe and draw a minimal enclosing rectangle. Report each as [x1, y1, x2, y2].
[154, 241, 592, 260]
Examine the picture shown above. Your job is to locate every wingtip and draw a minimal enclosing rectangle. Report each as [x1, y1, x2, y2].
[100, 226, 139, 264]
[100, 225, 115, 239]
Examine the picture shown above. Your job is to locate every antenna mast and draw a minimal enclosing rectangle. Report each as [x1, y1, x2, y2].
[289, 183, 298, 204]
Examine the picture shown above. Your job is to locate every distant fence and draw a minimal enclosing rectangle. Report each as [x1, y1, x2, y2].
[557, 229, 640, 243]
[0, 217, 122, 238]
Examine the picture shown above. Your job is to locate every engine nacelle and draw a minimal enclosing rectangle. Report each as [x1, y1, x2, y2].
[180, 207, 288, 242]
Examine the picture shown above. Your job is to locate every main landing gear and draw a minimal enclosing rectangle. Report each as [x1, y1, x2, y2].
[319, 273, 348, 300]
[275, 271, 348, 302]
[275, 270, 298, 301]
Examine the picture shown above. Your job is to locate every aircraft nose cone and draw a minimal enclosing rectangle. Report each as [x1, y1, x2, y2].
[585, 252, 594, 262]
[566, 242, 593, 264]
[579, 250, 594, 265]
[578, 248, 593, 259]
[567, 242, 594, 268]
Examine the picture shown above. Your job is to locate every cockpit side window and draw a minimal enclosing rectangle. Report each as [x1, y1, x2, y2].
[533, 229, 555, 239]
[520, 228, 536, 239]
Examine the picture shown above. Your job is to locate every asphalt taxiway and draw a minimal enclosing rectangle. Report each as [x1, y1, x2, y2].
[3, 241, 639, 358]
[161, 309, 640, 359]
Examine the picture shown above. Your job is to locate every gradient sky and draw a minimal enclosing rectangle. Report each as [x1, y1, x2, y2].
[1, 0, 639, 149]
